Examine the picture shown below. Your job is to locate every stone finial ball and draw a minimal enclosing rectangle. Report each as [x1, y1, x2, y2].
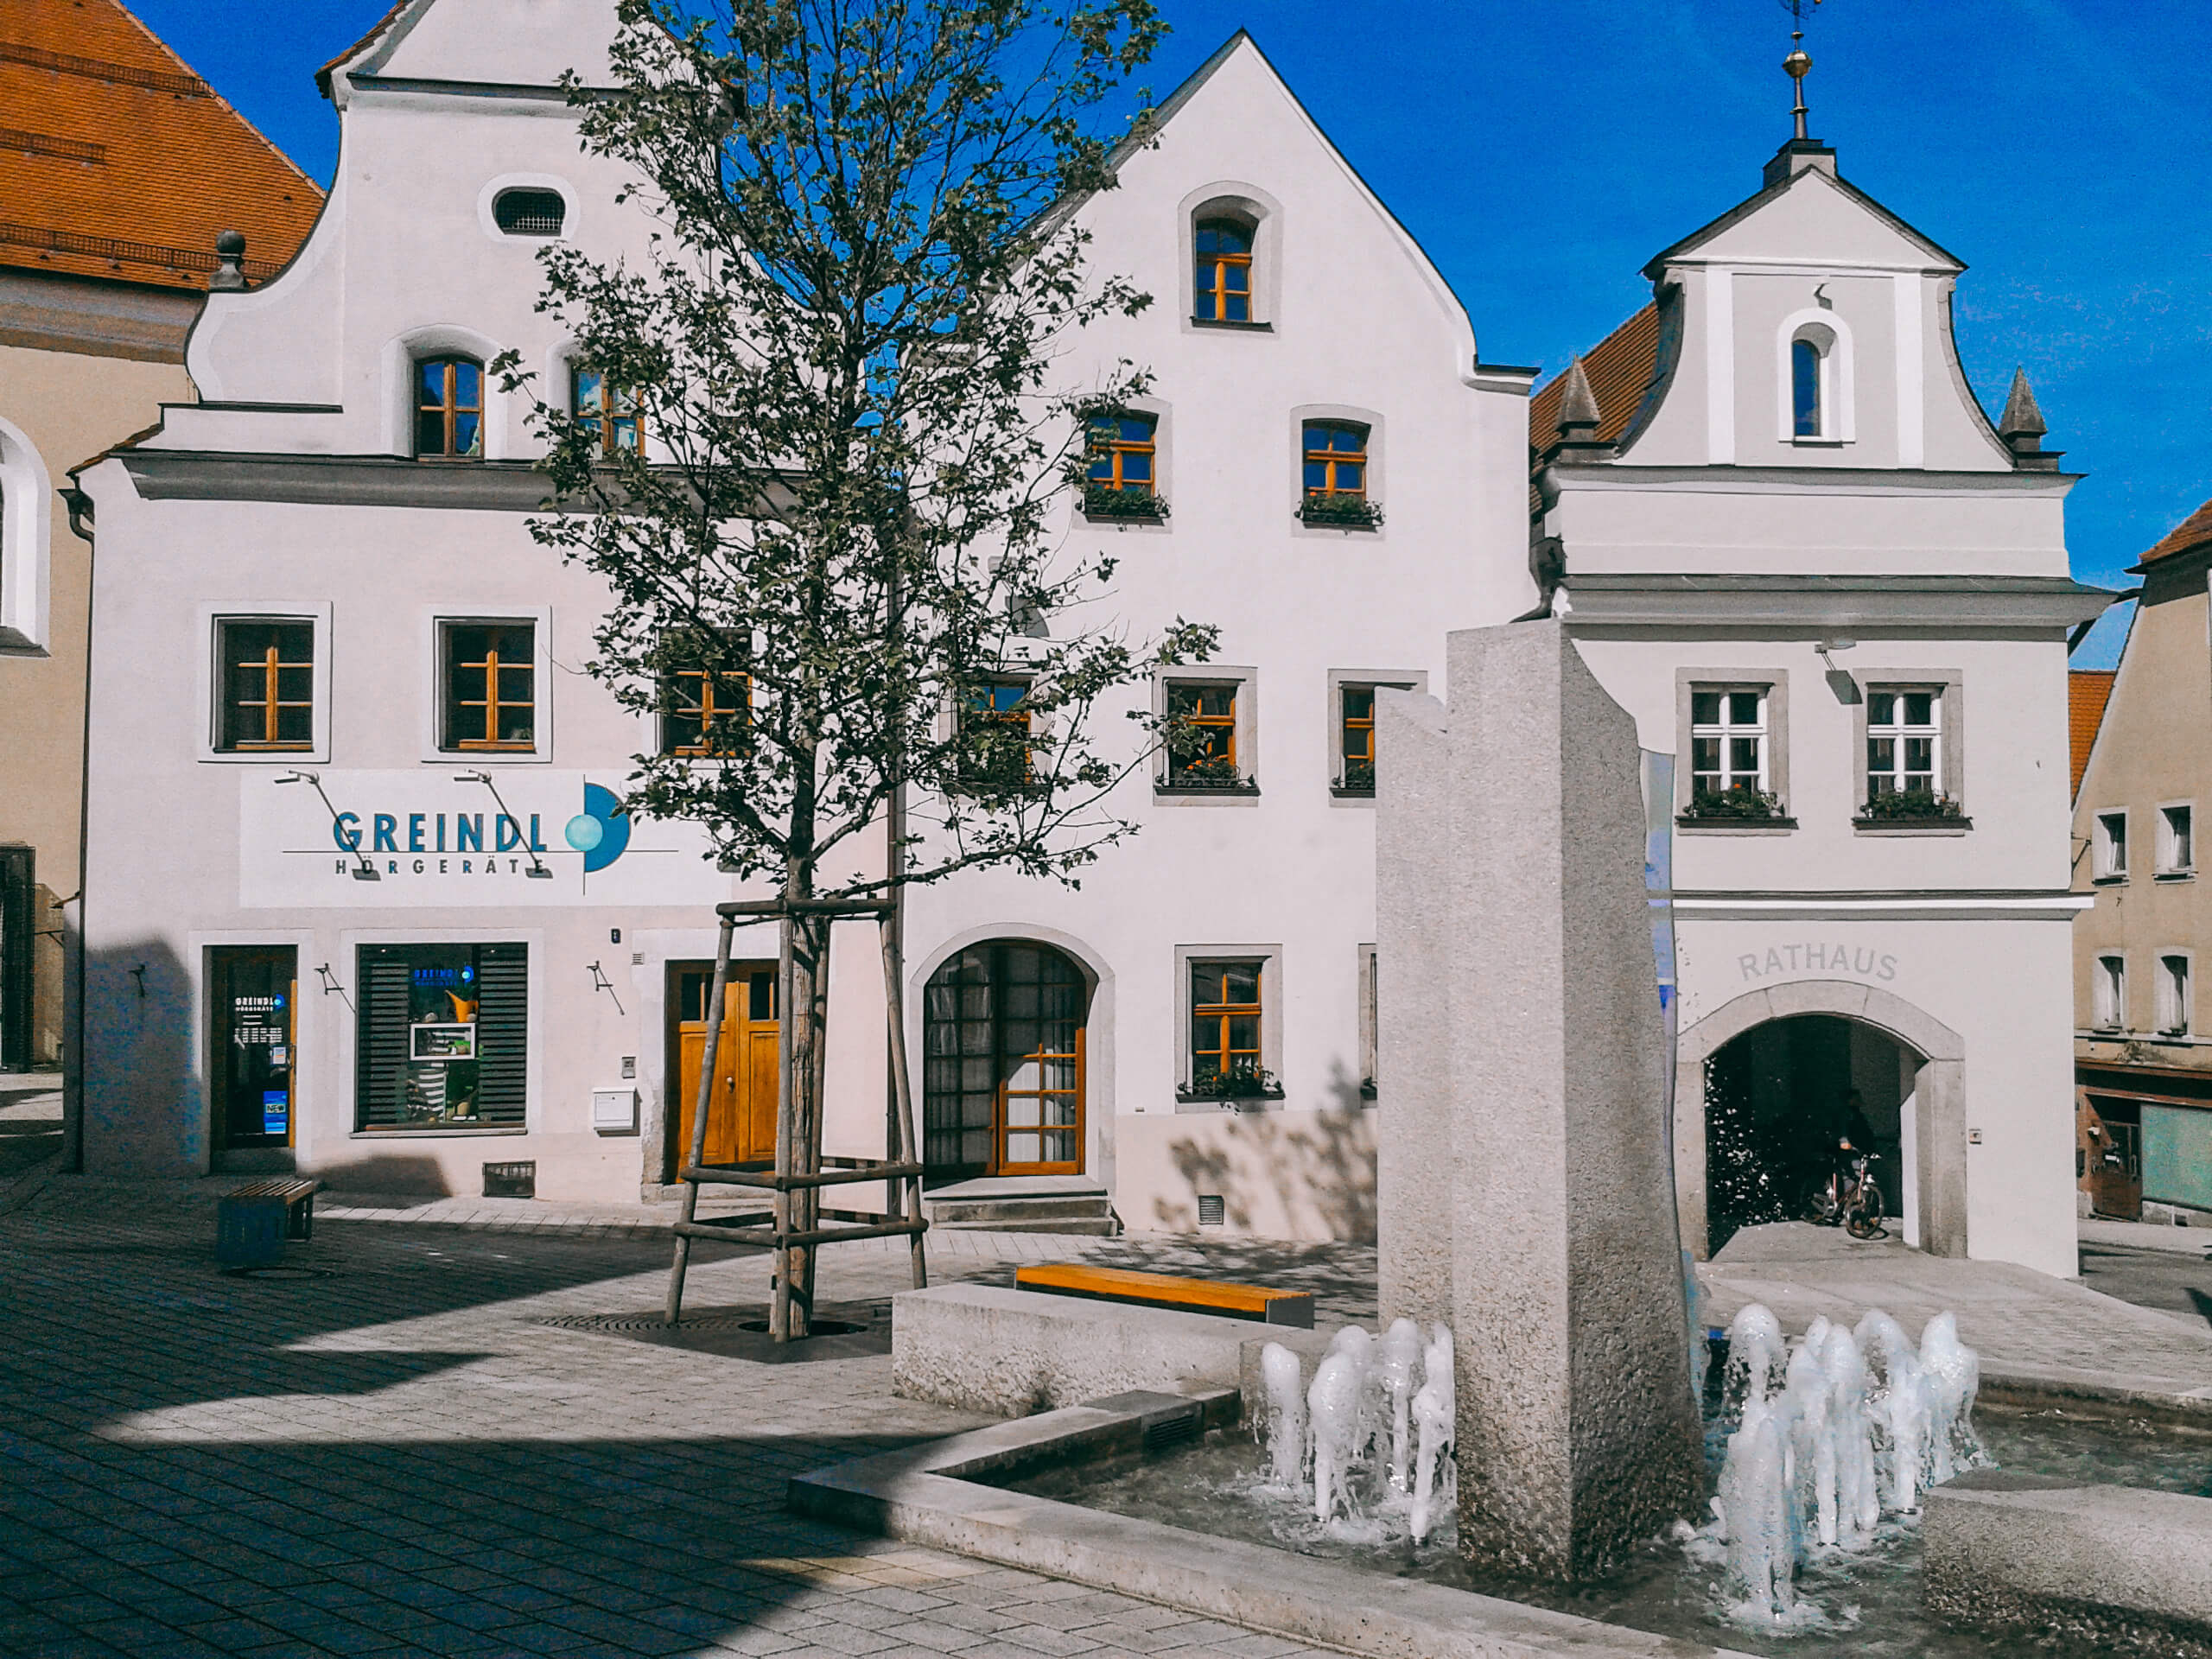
[215, 229, 247, 257]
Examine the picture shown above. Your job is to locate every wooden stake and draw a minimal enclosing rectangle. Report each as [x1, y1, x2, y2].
[880, 916, 928, 1290]
[665, 912, 734, 1325]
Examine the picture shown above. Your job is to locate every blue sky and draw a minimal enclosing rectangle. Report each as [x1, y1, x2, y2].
[138, 1, 2204, 666]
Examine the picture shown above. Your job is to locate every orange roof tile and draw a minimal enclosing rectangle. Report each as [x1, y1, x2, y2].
[1527, 303, 1663, 517]
[2138, 496, 2212, 569]
[0, 0, 321, 293]
[2069, 669, 2114, 798]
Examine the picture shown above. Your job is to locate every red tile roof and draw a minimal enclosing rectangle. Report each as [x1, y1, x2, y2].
[0, 0, 321, 293]
[1527, 303, 1663, 517]
[2069, 669, 2114, 798]
[2138, 496, 2212, 568]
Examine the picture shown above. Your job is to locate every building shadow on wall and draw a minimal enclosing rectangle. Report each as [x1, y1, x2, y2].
[1154, 1062, 1377, 1243]
[82, 938, 193, 1173]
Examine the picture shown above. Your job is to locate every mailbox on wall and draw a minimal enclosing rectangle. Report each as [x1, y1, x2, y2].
[591, 1086, 639, 1135]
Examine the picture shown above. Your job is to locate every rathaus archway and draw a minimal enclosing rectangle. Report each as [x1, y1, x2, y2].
[1675, 981, 1965, 1260]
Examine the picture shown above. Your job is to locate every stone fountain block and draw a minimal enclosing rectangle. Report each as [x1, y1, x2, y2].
[1924, 1471, 2212, 1655]
[1376, 620, 1704, 1582]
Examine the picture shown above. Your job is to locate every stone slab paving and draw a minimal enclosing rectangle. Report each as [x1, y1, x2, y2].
[0, 1179, 1363, 1659]
[1700, 1221, 2212, 1398]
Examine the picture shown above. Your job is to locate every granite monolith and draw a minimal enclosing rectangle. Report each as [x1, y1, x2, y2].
[1375, 620, 1703, 1583]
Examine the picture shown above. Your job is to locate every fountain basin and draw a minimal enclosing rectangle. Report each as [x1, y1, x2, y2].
[789, 1387, 1760, 1659]
[1925, 1470, 2212, 1656]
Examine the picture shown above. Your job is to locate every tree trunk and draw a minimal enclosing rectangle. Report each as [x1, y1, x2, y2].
[773, 885, 830, 1340]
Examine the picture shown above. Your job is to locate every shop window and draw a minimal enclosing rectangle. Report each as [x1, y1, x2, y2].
[354, 943, 527, 1129]
[441, 621, 537, 753]
[416, 355, 485, 460]
[2094, 810, 2128, 882]
[2159, 954, 2192, 1036]
[1192, 216, 1254, 322]
[572, 365, 642, 456]
[1188, 958, 1265, 1095]
[1690, 686, 1770, 794]
[2158, 804, 2195, 876]
[2094, 953, 2126, 1031]
[1866, 686, 1941, 798]
[957, 680, 1032, 791]
[216, 619, 315, 752]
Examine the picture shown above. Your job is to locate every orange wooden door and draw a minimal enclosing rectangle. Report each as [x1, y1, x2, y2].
[676, 969, 779, 1169]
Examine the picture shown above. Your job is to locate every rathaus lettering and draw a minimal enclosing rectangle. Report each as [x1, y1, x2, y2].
[1737, 943, 1897, 983]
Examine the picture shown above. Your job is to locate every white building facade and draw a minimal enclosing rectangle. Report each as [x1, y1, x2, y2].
[73, 6, 2104, 1275]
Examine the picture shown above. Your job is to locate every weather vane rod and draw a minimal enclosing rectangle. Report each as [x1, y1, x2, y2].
[1781, 0, 1821, 141]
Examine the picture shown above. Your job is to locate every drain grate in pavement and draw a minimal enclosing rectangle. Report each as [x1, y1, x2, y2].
[532, 1304, 888, 1361]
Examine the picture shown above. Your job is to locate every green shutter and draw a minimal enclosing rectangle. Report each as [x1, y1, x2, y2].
[2142, 1103, 2212, 1213]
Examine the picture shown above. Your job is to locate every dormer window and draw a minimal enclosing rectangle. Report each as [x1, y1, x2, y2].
[1792, 337, 1822, 436]
[416, 356, 484, 459]
[493, 188, 566, 237]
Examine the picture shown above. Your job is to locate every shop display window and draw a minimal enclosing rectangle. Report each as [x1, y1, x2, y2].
[356, 942, 527, 1130]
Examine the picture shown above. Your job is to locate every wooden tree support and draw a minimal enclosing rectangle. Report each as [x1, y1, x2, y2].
[664, 898, 929, 1337]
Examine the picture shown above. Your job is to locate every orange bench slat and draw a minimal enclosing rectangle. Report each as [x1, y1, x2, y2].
[1014, 1262, 1299, 1313]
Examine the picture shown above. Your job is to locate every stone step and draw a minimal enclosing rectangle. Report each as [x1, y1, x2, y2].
[931, 1215, 1120, 1236]
[922, 1180, 1118, 1236]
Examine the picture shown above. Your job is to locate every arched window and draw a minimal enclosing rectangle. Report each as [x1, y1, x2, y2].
[1792, 336, 1823, 438]
[415, 356, 484, 458]
[1193, 216, 1254, 322]
[492, 188, 566, 237]
[572, 365, 642, 456]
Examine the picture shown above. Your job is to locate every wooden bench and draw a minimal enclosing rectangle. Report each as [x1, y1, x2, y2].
[1014, 1262, 1313, 1327]
[216, 1178, 320, 1268]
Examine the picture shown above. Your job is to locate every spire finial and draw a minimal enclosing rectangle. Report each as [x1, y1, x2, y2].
[1999, 366, 2063, 471]
[1556, 358, 1600, 439]
[1782, 0, 1821, 141]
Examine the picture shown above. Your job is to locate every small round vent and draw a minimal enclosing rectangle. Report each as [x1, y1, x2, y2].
[493, 188, 567, 236]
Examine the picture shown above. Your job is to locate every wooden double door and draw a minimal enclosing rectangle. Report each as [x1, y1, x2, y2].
[670, 963, 779, 1170]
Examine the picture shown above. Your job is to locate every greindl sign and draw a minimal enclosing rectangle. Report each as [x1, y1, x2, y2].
[238, 771, 726, 909]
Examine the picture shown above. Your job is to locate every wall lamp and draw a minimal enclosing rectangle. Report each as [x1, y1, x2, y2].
[452, 771, 554, 878]
[1814, 639, 1860, 704]
[276, 769, 380, 880]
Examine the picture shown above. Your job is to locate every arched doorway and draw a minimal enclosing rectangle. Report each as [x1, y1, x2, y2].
[1704, 1014, 1920, 1252]
[1675, 981, 1967, 1260]
[922, 940, 1088, 1180]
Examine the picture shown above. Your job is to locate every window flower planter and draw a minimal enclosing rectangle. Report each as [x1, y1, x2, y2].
[1082, 481, 1168, 522]
[1297, 492, 1382, 531]
[1179, 1065, 1283, 1105]
[1162, 766, 1255, 794]
[1854, 788, 1967, 828]
[1336, 758, 1376, 798]
[1680, 788, 1787, 823]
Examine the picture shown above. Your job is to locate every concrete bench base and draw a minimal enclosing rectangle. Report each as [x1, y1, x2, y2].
[1924, 1470, 2212, 1656]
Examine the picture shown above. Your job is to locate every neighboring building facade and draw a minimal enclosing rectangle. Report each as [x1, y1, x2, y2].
[2071, 499, 2212, 1226]
[0, 0, 316, 1080]
[1535, 123, 2108, 1278]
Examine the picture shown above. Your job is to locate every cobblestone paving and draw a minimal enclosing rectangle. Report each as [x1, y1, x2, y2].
[0, 1179, 1357, 1659]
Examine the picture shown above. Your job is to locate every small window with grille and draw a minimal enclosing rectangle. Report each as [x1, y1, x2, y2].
[493, 188, 566, 236]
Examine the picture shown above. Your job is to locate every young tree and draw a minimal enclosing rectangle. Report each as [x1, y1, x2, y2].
[508, 0, 1214, 1332]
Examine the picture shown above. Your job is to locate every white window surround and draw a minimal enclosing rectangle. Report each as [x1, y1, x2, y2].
[1774, 305, 1856, 445]
[1173, 942, 1284, 1109]
[2157, 802, 2196, 878]
[1179, 180, 1283, 332]
[1154, 664, 1258, 800]
[475, 173, 577, 245]
[194, 601, 335, 764]
[419, 605, 555, 764]
[2094, 953, 2126, 1031]
[1675, 670, 1791, 830]
[2158, 950, 2193, 1037]
[1077, 397, 1172, 531]
[2094, 809, 2129, 882]
[1852, 670, 1967, 829]
[383, 325, 512, 461]
[0, 413, 53, 653]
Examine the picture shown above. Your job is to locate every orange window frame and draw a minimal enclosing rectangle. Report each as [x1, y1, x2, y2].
[444, 625, 535, 753]
[416, 356, 484, 459]
[664, 665, 750, 757]
[1341, 686, 1375, 781]
[1191, 961, 1262, 1081]
[1303, 424, 1369, 497]
[1167, 683, 1236, 779]
[1087, 418, 1156, 493]
[574, 367, 644, 457]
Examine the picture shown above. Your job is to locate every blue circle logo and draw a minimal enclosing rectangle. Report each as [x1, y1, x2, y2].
[460, 964, 474, 983]
[570, 783, 631, 873]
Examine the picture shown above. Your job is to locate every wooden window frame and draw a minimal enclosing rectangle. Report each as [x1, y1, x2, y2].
[216, 618, 315, 753]
[1188, 958, 1263, 1087]
[1865, 684, 1942, 798]
[1192, 216, 1254, 323]
[572, 365, 644, 458]
[415, 355, 485, 461]
[1166, 681, 1239, 786]
[1302, 421, 1370, 499]
[1688, 685, 1770, 795]
[441, 621, 537, 753]
[1339, 685, 1376, 793]
[957, 679, 1033, 791]
[661, 664, 749, 758]
[1085, 412, 1157, 496]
